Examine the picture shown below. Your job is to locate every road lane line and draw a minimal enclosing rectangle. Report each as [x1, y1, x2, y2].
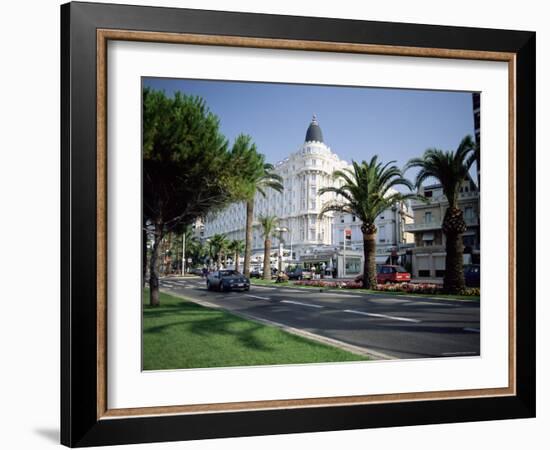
[321, 293, 363, 298]
[343, 309, 421, 323]
[405, 301, 454, 307]
[244, 294, 270, 300]
[463, 327, 480, 333]
[281, 300, 324, 309]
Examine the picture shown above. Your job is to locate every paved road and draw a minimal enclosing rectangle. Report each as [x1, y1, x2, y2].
[158, 276, 480, 360]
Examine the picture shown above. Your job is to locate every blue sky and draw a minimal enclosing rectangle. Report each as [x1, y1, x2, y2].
[143, 77, 476, 174]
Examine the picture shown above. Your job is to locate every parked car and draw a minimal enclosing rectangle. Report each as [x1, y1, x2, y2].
[250, 267, 278, 279]
[249, 268, 262, 278]
[378, 265, 411, 284]
[206, 270, 250, 292]
[355, 265, 411, 284]
[464, 264, 480, 287]
[286, 267, 312, 280]
[188, 268, 203, 276]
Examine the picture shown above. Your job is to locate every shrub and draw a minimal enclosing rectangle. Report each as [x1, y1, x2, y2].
[458, 287, 480, 296]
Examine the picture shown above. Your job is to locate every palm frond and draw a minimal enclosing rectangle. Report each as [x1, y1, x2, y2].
[404, 136, 476, 206]
[318, 201, 355, 218]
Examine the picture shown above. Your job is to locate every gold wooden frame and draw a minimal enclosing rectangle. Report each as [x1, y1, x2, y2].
[96, 29, 516, 420]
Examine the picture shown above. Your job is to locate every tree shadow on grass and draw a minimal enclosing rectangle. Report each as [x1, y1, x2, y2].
[144, 309, 275, 353]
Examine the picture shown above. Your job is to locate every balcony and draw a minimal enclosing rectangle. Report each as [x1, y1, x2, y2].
[410, 190, 479, 207]
[405, 216, 479, 232]
[405, 222, 441, 232]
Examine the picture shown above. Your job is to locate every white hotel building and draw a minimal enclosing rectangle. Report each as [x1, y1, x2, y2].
[203, 117, 412, 275]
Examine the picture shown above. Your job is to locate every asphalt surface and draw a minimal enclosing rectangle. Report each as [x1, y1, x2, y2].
[158, 276, 480, 360]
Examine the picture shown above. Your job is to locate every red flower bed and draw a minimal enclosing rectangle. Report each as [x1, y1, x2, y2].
[292, 280, 479, 296]
[294, 280, 344, 288]
[374, 282, 440, 294]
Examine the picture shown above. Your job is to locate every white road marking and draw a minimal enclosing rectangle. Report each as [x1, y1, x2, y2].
[463, 327, 480, 333]
[281, 300, 324, 309]
[441, 351, 479, 356]
[280, 289, 310, 294]
[243, 294, 270, 300]
[321, 293, 363, 298]
[405, 301, 454, 307]
[343, 309, 421, 323]
[252, 286, 277, 290]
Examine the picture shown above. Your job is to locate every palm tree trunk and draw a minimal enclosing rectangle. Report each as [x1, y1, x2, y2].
[442, 206, 467, 293]
[234, 251, 239, 272]
[361, 229, 377, 289]
[149, 220, 163, 307]
[263, 239, 271, 280]
[243, 199, 254, 277]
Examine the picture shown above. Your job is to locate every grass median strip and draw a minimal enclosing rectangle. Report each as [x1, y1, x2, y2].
[143, 291, 368, 370]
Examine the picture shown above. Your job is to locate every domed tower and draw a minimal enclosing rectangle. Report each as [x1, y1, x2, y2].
[265, 114, 351, 262]
[305, 115, 324, 143]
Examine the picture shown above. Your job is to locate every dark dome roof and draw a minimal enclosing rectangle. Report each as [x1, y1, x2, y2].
[305, 115, 324, 143]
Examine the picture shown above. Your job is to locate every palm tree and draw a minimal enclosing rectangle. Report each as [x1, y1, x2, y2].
[209, 234, 229, 269]
[228, 239, 245, 272]
[405, 135, 476, 294]
[319, 157, 417, 289]
[184, 234, 204, 268]
[231, 135, 284, 277]
[258, 215, 279, 280]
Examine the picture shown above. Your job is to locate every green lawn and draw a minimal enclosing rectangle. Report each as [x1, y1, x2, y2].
[143, 291, 368, 370]
[249, 279, 480, 301]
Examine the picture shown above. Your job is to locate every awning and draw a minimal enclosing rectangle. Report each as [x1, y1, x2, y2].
[300, 255, 332, 263]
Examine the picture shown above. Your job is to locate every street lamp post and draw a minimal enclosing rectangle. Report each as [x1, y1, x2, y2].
[181, 232, 186, 276]
[275, 226, 289, 273]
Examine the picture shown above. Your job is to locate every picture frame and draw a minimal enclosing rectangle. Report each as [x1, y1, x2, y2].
[60, 1, 536, 447]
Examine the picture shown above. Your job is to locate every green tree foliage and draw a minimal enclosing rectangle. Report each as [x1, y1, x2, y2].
[143, 88, 244, 306]
[405, 135, 476, 293]
[228, 239, 245, 273]
[319, 157, 417, 289]
[208, 234, 230, 269]
[229, 134, 284, 277]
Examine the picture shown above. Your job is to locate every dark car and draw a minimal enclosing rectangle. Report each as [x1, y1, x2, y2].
[189, 268, 203, 276]
[206, 270, 250, 292]
[464, 264, 480, 287]
[286, 267, 312, 280]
